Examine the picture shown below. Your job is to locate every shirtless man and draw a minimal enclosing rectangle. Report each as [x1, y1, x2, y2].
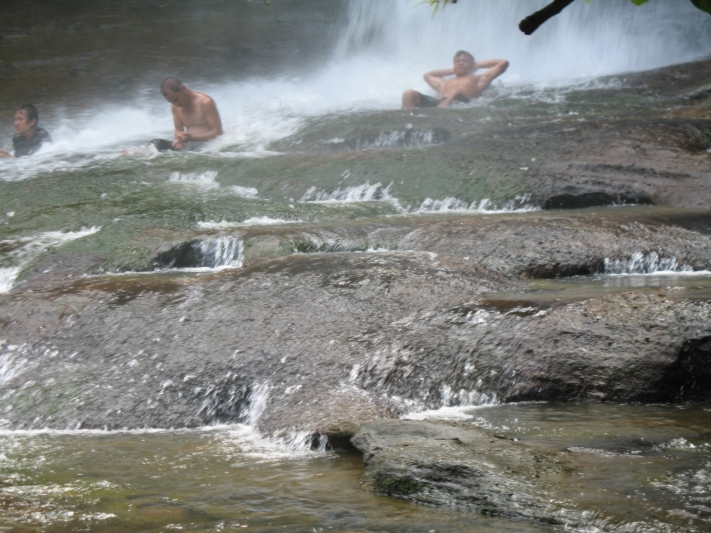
[402, 51, 509, 110]
[153, 77, 223, 151]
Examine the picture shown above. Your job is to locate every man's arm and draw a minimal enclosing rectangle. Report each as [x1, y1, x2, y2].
[172, 107, 187, 149]
[423, 68, 455, 92]
[0, 149, 13, 158]
[476, 59, 509, 88]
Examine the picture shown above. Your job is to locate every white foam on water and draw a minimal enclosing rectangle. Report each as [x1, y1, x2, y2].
[337, 0, 711, 86]
[0, 1, 707, 184]
[167, 170, 220, 189]
[402, 398, 511, 421]
[0, 267, 21, 294]
[0, 424, 317, 461]
[605, 270, 711, 278]
[403, 406, 483, 422]
[168, 238, 244, 272]
[229, 186, 259, 198]
[166, 172, 257, 197]
[0, 227, 101, 293]
[300, 182, 402, 210]
[604, 252, 695, 275]
[214, 150, 283, 159]
[212, 424, 319, 463]
[197, 217, 303, 230]
[199, 237, 244, 269]
[241, 382, 271, 428]
[415, 195, 539, 214]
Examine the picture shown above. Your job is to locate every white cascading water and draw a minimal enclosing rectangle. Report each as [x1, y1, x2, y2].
[196, 237, 244, 269]
[335, 0, 711, 85]
[0, 0, 709, 175]
[604, 251, 693, 274]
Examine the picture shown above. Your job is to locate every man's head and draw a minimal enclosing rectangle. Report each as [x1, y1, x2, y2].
[453, 50, 475, 76]
[14, 104, 38, 136]
[161, 77, 189, 107]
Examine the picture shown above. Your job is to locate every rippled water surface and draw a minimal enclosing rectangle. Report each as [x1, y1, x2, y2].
[0, 425, 545, 533]
[1, 2, 711, 531]
[2, 404, 710, 532]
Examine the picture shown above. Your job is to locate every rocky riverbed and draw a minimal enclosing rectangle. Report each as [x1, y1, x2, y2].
[1, 18, 710, 529]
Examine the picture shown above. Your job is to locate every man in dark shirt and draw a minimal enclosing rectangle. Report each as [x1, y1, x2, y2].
[0, 104, 52, 158]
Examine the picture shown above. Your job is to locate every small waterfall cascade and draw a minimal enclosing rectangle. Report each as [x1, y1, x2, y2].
[154, 237, 244, 270]
[197, 238, 244, 269]
[604, 252, 693, 274]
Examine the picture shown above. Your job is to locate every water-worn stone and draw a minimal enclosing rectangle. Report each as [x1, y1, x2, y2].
[351, 419, 563, 519]
[352, 292, 711, 406]
[1, 211, 711, 434]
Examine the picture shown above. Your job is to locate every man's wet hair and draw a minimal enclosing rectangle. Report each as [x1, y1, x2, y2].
[16, 104, 39, 124]
[161, 77, 184, 93]
[454, 50, 475, 63]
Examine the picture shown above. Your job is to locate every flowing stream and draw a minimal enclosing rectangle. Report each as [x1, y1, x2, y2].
[1, 0, 711, 531]
[1, 404, 709, 532]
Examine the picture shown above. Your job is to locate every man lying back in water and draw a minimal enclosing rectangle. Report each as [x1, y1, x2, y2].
[152, 77, 223, 151]
[402, 51, 509, 109]
[0, 104, 52, 158]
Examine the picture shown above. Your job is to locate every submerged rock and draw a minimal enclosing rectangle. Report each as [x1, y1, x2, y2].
[351, 419, 562, 519]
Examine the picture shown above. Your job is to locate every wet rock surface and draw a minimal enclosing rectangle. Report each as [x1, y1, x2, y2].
[352, 292, 711, 405]
[1, 5, 710, 530]
[263, 60, 711, 212]
[1, 211, 711, 435]
[351, 419, 562, 519]
[350, 409, 711, 530]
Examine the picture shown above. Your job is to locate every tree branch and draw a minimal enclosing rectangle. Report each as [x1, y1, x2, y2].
[518, 0, 576, 35]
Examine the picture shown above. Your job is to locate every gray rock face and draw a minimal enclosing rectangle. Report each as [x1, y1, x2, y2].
[351, 293, 711, 406]
[351, 420, 562, 520]
[1, 211, 711, 435]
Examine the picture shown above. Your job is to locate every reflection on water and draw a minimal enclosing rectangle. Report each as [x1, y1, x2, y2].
[0, 425, 544, 533]
[484, 272, 711, 310]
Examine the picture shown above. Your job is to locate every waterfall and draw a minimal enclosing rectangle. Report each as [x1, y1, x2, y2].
[335, 0, 711, 83]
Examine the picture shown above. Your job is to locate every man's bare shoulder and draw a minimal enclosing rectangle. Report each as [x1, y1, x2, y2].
[194, 92, 217, 106]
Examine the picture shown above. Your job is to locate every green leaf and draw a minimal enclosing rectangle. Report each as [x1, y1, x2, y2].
[630, 0, 650, 5]
[690, 0, 711, 15]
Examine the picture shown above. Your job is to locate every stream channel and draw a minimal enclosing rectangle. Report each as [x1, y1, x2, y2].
[1, 0, 711, 531]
